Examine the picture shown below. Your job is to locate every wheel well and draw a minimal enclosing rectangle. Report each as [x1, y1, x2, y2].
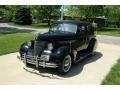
[87, 38, 97, 52]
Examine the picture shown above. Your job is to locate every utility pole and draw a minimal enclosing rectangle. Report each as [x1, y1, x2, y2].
[61, 5, 64, 20]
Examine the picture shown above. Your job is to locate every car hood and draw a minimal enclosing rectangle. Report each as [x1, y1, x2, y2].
[36, 31, 77, 41]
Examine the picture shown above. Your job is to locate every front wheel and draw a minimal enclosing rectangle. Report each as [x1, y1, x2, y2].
[58, 54, 72, 74]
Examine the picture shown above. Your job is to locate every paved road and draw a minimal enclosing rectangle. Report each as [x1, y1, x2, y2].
[0, 43, 120, 84]
[0, 23, 48, 34]
[97, 35, 120, 46]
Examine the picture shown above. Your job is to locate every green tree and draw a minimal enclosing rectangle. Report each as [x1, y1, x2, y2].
[14, 7, 32, 25]
[68, 5, 104, 18]
[105, 5, 120, 27]
[31, 5, 61, 26]
[0, 5, 18, 21]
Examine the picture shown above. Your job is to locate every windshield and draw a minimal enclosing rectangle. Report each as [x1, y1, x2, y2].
[50, 23, 77, 34]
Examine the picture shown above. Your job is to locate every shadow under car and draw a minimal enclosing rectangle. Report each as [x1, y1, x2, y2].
[23, 51, 103, 79]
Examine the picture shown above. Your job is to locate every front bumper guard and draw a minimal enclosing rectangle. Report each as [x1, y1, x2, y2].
[18, 53, 58, 68]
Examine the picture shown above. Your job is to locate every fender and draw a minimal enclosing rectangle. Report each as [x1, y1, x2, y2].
[54, 46, 71, 61]
[19, 40, 34, 55]
[19, 42, 29, 56]
[87, 38, 97, 52]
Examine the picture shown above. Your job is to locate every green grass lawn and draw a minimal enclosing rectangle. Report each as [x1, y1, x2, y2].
[8, 23, 49, 29]
[102, 58, 120, 85]
[97, 27, 120, 37]
[0, 33, 35, 56]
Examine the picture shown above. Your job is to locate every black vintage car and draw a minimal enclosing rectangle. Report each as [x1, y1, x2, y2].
[19, 20, 97, 74]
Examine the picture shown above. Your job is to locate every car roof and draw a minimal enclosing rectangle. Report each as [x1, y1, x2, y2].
[56, 20, 90, 25]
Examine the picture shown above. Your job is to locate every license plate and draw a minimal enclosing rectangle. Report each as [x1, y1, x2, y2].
[40, 55, 49, 61]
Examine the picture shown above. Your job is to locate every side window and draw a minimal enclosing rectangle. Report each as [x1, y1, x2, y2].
[87, 25, 94, 35]
[78, 25, 86, 34]
[87, 25, 90, 35]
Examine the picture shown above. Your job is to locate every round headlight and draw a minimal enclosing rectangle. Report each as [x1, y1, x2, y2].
[24, 45, 29, 49]
[48, 43, 53, 50]
[27, 41, 32, 47]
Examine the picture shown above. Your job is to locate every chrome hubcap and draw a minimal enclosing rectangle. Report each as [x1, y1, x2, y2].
[63, 55, 71, 72]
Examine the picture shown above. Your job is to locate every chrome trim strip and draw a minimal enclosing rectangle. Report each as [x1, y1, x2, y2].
[39, 62, 58, 68]
[36, 56, 39, 68]
[43, 50, 51, 54]
[23, 53, 26, 65]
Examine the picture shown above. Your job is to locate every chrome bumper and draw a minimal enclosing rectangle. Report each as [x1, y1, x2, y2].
[18, 53, 58, 68]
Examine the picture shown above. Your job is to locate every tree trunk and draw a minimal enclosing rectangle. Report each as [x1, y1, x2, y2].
[47, 15, 51, 27]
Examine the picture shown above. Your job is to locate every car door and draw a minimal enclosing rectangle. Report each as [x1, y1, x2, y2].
[76, 25, 87, 51]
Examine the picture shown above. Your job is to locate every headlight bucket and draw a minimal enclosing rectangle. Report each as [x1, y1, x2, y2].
[27, 41, 32, 47]
[47, 43, 53, 51]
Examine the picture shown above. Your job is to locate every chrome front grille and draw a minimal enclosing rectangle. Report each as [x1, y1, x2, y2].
[21, 53, 58, 68]
[34, 41, 45, 56]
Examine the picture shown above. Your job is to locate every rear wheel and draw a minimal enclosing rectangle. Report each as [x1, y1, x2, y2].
[58, 54, 72, 74]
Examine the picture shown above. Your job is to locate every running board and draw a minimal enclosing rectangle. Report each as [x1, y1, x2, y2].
[75, 50, 93, 63]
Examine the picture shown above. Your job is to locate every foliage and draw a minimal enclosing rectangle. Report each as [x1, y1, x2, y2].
[14, 7, 32, 25]
[67, 5, 120, 27]
[31, 5, 61, 26]
[0, 5, 120, 26]
[67, 5, 104, 18]
[0, 6, 17, 21]
[105, 6, 120, 22]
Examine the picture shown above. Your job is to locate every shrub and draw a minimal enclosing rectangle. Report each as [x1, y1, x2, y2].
[14, 7, 32, 25]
